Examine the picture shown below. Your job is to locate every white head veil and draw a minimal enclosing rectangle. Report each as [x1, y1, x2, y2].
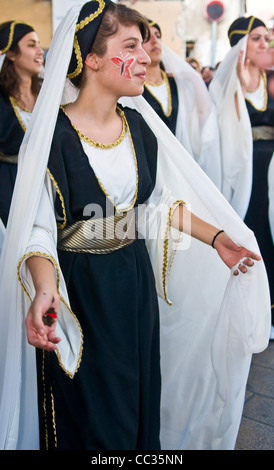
[0, 2, 84, 450]
[209, 36, 253, 219]
[0, 1, 271, 450]
[210, 34, 274, 243]
[162, 44, 222, 189]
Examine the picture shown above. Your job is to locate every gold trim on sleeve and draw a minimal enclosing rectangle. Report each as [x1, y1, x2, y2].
[17, 251, 83, 378]
[17, 251, 60, 302]
[162, 200, 185, 305]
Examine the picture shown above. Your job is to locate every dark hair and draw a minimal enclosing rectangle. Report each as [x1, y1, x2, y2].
[0, 21, 42, 99]
[75, 3, 150, 89]
[92, 3, 150, 55]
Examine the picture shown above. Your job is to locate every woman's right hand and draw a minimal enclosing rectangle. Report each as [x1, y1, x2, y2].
[236, 50, 251, 93]
[25, 289, 61, 351]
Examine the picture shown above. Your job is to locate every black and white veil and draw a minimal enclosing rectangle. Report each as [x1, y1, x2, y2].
[0, 1, 271, 450]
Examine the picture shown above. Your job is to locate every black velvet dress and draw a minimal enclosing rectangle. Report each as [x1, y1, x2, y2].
[244, 76, 274, 323]
[0, 88, 25, 226]
[37, 106, 162, 450]
[142, 75, 179, 134]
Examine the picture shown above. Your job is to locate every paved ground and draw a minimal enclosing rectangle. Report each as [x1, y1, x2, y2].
[235, 340, 274, 450]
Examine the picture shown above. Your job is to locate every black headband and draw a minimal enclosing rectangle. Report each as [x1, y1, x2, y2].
[67, 0, 112, 86]
[228, 16, 266, 47]
[0, 21, 34, 53]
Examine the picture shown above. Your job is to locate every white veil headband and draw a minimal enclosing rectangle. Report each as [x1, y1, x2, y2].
[0, 0, 271, 450]
[209, 36, 253, 219]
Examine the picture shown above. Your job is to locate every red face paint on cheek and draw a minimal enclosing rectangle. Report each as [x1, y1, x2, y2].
[110, 53, 136, 79]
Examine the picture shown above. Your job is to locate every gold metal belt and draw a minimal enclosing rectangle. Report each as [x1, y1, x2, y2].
[252, 126, 274, 141]
[57, 209, 136, 254]
[0, 152, 18, 164]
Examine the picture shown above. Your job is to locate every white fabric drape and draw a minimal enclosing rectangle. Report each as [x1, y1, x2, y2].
[120, 95, 270, 449]
[209, 36, 253, 219]
[209, 36, 274, 240]
[0, 1, 271, 451]
[0, 2, 83, 450]
[162, 45, 222, 191]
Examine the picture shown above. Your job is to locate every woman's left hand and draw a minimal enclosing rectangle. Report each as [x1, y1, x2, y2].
[213, 231, 261, 276]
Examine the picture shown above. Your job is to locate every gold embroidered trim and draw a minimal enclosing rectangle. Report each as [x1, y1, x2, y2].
[67, 0, 106, 80]
[229, 16, 256, 43]
[145, 71, 165, 87]
[62, 106, 139, 214]
[245, 71, 268, 112]
[148, 20, 157, 28]
[42, 350, 49, 450]
[0, 21, 33, 54]
[50, 386, 58, 448]
[17, 251, 60, 301]
[89, 126, 139, 214]
[162, 200, 185, 306]
[64, 105, 128, 149]
[46, 168, 67, 229]
[17, 251, 83, 378]
[9, 96, 26, 132]
[41, 354, 58, 449]
[68, 35, 83, 80]
[145, 70, 172, 117]
[12, 97, 32, 113]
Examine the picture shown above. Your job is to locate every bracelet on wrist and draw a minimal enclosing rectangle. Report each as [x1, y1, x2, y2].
[211, 230, 224, 248]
